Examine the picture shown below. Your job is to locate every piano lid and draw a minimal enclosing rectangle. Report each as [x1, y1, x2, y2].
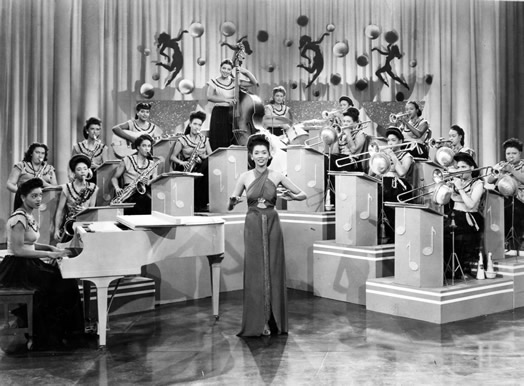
[116, 211, 224, 229]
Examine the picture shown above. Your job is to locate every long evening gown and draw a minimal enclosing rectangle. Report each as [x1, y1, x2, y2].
[238, 169, 288, 337]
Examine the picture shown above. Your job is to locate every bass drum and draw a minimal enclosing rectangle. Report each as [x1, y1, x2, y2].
[283, 124, 309, 145]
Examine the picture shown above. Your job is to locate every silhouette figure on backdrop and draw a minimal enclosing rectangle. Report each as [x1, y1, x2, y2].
[297, 32, 330, 88]
[372, 43, 409, 89]
[153, 30, 188, 87]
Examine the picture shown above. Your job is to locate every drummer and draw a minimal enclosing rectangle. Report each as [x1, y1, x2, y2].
[263, 86, 293, 137]
[487, 138, 524, 251]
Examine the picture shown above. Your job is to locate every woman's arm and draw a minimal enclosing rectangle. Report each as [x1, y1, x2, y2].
[112, 121, 136, 142]
[401, 119, 429, 139]
[170, 141, 187, 169]
[454, 179, 484, 210]
[47, 168, 58, 186]
[11, 222, 67, 259]
[228, 172, 247, 210]
[111, 160, 126, 195]
[387, 150, 412, 178]
[238, 67, 258, 87]
[206, 83, 234, 105]
[6, 166, 21, 193]
[201, 139, 213, 159]
[278, 174, 307, 201]
[100, 145, 109, 167]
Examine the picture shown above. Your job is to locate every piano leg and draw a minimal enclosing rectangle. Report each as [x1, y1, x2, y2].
[85, 276, 122, 348]
[207, 254, 224, 320]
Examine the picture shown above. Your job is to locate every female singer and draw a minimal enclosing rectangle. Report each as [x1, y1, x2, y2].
[229, 134, 306, 337]
[54, 155, 98, 242]
[111, 134, 158, 215]
[449, 125, 476, 158]
[206, 59, 258, 150]
[112, 102, 163, 158]
[0, 178, 83, 349]
[171, 111, 212, 212]
[487, 138, 524, 251]
[375, 127, 414, 243]
[398, 101, 430, 159]
[71, 117, 108, 182]
[444, 153, 485, 278]
[262, 86, 293, 137]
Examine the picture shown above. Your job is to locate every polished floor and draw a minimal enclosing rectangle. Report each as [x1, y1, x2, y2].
[1, 289, 524, 385]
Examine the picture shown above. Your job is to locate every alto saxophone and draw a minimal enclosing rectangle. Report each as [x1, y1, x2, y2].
[183, 135, 205, 173]
[60, 185, 94, 240]
[111, 156, 161, 205]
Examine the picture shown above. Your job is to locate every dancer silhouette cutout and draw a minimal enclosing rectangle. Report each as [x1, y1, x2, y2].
[372, 43, 409, 89]
[297, 32, 330, 89]
[153, 30, 188, 87]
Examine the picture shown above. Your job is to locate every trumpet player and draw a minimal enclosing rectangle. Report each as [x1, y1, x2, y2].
[71, 117, 108, 182]
[448, 125, 476, 158]
[111, 134, 158, 215]
[54, 154, 98, 241]
[171, 111, 212, 212]
[444, 153, 485, 278]
[397, 101, 430, 159]
[487, 138, 524, 250]
[376, 127, 414, 242]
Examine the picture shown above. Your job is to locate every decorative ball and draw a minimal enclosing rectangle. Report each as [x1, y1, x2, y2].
[396, 92, 405, 101]
[355, 78, 368, 91]
[290, 81, 298, 89]
[257, 30, 269, 42]
[313, 90, 320, 97]
[356, 54, 369, 66]
[364, 24, 381, 40]
[178, 79, 195, 94]
[197, 57, 206, 66]
[384, 30, 399, 44]
[409, 59, 417, 67]
[152, 73, 160, 81]
[425, 74, 433, 84]
[189, 22, 205, 38]
[267, 64, 275, 73]
[139, 83, 154, 99]
[143, 48, 150, 56]
[326, 23, 336, 32]
[297, 15, 309, 27]
[333, 41, 349, 57]
[330, 73, 342, 85]
[283, 39, 293, 47]
[220, 21, 236, 37]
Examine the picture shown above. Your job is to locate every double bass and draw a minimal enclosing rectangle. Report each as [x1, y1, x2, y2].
[230, 42, 265, 146]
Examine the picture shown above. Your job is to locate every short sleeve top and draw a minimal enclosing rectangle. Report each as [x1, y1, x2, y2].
[6, 210, 39, 255]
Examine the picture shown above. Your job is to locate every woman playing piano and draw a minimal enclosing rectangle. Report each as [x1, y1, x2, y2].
[262, 86, 293, 137]
[0, 178, 83, 349]
[398, 101, 430, 159]
[54, 155, 98, 242]
[229, 134, 306, 337]
[71, 117, 108, 182]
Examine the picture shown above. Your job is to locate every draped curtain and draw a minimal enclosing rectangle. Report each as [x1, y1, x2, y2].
[1, 0, 523, 241]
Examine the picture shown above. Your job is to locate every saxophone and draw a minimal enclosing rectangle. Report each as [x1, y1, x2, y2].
[183, 135, 205, 173]
[111, 156, 161, 205]
[60, 185, 94, 240]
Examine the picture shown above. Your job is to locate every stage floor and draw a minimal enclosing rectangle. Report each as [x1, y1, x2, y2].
[1, 290, 524, 385]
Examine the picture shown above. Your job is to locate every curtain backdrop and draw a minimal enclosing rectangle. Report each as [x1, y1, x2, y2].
[1, 0, 523, 241]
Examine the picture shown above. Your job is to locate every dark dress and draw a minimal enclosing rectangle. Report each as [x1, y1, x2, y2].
[0, 210, 83, 348]
[238, 169, 287, 337]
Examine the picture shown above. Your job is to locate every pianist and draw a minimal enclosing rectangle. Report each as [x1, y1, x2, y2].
[0, 178, 83, 349]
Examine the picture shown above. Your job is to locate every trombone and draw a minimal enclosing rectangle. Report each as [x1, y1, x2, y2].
[389, 112, 410, 124]
[335, 141, 415, 168]
[303, 126, 338, 147]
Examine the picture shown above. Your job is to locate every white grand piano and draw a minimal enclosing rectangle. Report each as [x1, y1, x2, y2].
[58, 211, 225, 347]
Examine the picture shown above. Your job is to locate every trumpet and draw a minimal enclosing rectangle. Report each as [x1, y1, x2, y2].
[304, 126, 338, 147]
[389, 112, 410, 124]
[321, 108, 347, 120]
[428, 137, 453, 148]
[335, 141, 416, 168]
[337, 120, 371, 134]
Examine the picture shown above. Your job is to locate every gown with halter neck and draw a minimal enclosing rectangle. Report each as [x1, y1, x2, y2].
[238, 168, 288, 336]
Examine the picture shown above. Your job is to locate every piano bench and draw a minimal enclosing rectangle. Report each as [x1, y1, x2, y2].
[0, 288, 35, 339]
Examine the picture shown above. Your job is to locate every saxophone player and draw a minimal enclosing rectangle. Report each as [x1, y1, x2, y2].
[111, 134, 158, 215]
[54, 154, 98, 241]
[171, 111, 212, 212]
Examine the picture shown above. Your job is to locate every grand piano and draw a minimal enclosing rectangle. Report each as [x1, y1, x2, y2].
[58, 211, 225, 347]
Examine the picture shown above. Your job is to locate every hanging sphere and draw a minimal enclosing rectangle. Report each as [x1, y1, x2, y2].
[356, 54, 369, 66]
[178, 79, 195, 94]
[290, 81, 298, 89]
[283, 39, 293, 47]
[409, 59, 417, 67]
[355, 78, 368, 91]
[152, 73, 160, 81]
[364, 24, 381, 40]
[143, 48, 150, 56]
[197, 57, 206, 66]
[396, 92, 405, 101]
[384, 30, 399, 44]
[333, 41, 349, 57]
[297, 15, 309, 27]
[140, 83, 154, 99]
[326, 23, 336, 32]
[330, 73, 342, 85]
[267, 64, 275, 73]
[189, 22, 205, 38]
[312, 89, 320, 97]
[257, 30, 269, 42]
[220, 21, 236, 37]
[425, 74, 434, 85]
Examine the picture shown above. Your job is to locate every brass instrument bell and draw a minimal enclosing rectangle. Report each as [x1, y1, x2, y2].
[369, 153, 391, 176]
[497, 175, 518, 197]
[434, 147, 455, 168]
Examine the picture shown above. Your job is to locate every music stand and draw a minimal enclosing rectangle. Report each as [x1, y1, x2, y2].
[444, 211, 466, 285]
[505, 196, 521, 258]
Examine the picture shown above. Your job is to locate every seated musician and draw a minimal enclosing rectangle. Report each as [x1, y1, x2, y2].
[71, 117, 108, 182]
[487, 138, 524, 250]
[374, 127, 414, 243]
[0, 178, 83, 349]
[54, 155, 98, 242]
[331, 108, 370, 172]
[263, 86, 293, 137]
[111, 134, 158, 215]
[112, 102, 163, 158]
[444, 153, 485, 278]
[397, 101, 430, 159]
[338, 95, 354, 111]
[170, 111, 212, 212]
[448, 125, 475, 158]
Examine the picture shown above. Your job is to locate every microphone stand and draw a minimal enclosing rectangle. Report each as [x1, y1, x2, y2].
[444, 211, 466, 285]
[505, 196, 520, 259]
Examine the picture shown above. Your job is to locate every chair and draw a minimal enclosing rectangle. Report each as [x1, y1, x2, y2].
[0, 288, 35, 350]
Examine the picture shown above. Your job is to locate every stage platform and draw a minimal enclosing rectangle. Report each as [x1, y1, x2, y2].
[313, 241, 394, 305]
[366, 276, 514, 324]
[493, 256, 524, 308]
